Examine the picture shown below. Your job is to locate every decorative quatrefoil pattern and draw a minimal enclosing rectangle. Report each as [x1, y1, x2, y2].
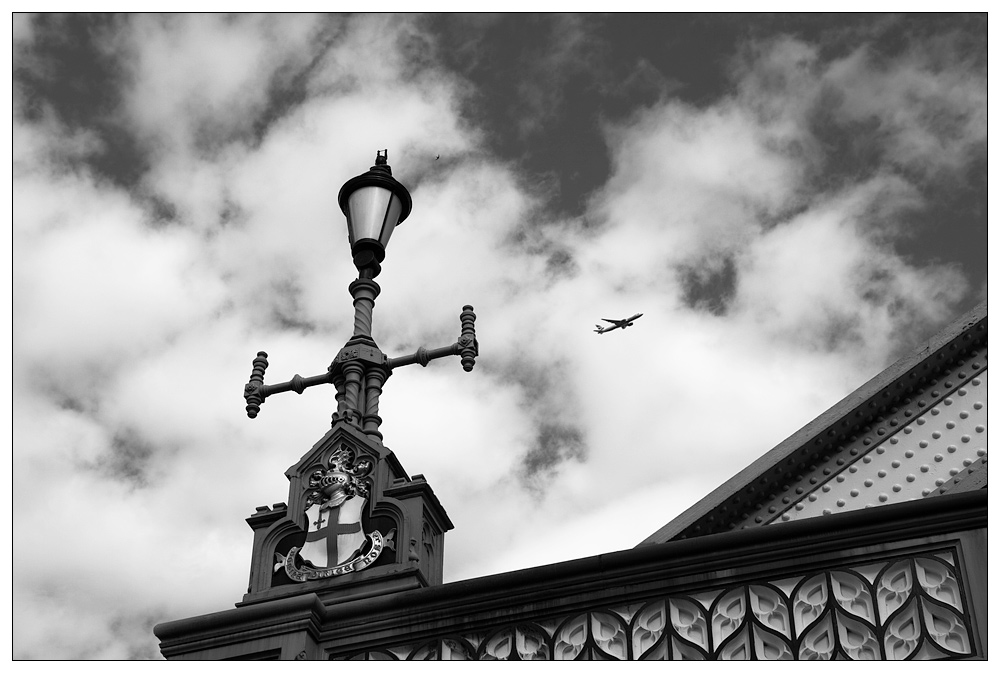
[338, 552, 975, 660]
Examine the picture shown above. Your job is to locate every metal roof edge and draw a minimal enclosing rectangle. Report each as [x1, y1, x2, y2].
[639, 299, 987, 546]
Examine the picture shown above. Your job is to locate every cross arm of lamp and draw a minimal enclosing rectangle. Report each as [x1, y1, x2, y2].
[387, 305, 479, 373]
[242, 305, 478, 420]
[243, 353, 333, 419]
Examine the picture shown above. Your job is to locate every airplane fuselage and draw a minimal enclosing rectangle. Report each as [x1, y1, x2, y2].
[594, 313, 642, 334]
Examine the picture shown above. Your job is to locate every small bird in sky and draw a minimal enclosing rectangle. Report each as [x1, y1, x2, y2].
[435, 155, 440, 160]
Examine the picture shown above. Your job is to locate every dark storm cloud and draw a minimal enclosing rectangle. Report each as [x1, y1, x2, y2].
[733, 21, 986, 311]
[247, 31, 334, 147]
[424, 15, 751, 220]
[186, 16, 338, 155]
[14, 15, 125, 126]
[816, 311, 865, 353]
[679, 256, 738, 316]
[14, 14, 148, 185]
[33, 370, 95, 415]
[28, 359, 114, 419]
[92, 426, 159, 488]
[499, 212, 578, 283]
[482, 355, 589, 486]
[14, 14, 347, 188]
[425, 14, 986, 316]
[520, 421, 586, 486]
[144, 193, 180, 227]
[544, 248, 578, 280]
[267, 275, 318, 333]
[426, 15, 616, 218]
[218, 196, 248, 230]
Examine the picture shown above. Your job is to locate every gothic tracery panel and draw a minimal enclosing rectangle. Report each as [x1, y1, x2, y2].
[631, 599, 667, 659]
[336, 551, 976, 661]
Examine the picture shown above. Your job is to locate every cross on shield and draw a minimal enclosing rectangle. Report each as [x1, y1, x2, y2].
[300, 496, 367, 568]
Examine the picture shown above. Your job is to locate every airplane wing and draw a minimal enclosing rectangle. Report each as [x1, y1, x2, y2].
[601, 318, 617, 324]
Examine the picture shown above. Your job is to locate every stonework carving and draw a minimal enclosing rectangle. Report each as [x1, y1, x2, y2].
[335, 551, 975, 660]
[275, 446, 388, 582]
[633, 600, 667, 658]
[552, 613, 586, 660]
[482, 624, 550, 661]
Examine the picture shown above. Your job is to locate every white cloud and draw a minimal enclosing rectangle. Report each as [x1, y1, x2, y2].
[823, 40, 987, 177]
[734, 33, 988, 182]
[122, 15, 322, 152]
[731, 175, 967, 363]
[14, 173, 227, 391]
[579, 100, 804, 301]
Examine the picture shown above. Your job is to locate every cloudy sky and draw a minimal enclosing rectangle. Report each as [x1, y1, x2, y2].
[12, 13, 987, 659]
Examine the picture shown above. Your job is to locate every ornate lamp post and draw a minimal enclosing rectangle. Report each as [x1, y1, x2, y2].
[242, 150, 478, 440]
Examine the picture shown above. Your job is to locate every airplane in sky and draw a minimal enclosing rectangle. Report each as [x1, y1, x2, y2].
[594, 313, 643, 334]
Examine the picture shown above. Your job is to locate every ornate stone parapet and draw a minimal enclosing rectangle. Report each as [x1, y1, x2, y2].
[156, 490, 984, 661]
[342, 550, 975, 660]
[326, 490, 985, 662]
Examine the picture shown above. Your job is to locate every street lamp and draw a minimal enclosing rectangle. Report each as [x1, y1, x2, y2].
[242, 150, 478, 441]
[338, 149, 412, 279]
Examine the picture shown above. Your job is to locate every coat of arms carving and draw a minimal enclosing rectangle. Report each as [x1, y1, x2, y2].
[275, 446, 393, 582]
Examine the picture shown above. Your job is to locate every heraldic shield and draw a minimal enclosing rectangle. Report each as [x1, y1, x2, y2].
[275, 446, 390, 582]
